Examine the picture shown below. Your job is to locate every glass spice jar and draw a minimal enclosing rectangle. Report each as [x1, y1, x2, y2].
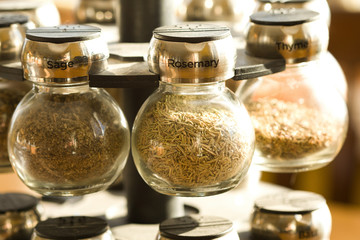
[0, 14, 33, 173]
[156, 215, 240, 240]
[236, 9, 348, 172]
[132, 23, 255, 197]
[8, 25, 130, 196]
[31, 216, 115, 240]
[250, 191, 332, 240]
[0, 193, 42, 240]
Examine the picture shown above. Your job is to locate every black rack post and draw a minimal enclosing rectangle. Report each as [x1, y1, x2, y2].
[118, 0, 185, 224]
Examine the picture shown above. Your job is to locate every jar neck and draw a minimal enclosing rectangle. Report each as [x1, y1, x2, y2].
[33, 82, 92, 94]
[158, 81, 226, 94]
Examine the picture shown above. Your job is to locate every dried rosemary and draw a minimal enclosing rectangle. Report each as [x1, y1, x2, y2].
[246, 98, 339, 160]
[135, 94, 254, 188]
[9, 89, 127, 186]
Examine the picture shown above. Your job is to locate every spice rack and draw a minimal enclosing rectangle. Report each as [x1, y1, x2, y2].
[0, 42, 285, 87]
[0, 1, 343, 239]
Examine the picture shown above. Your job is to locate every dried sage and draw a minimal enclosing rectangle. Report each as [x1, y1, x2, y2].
[8, 89, 127, 186]
[0, 87, 29, 169]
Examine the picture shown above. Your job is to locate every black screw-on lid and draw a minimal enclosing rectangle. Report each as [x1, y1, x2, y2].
[257, 0, 312, 3]
[254, 191, 327, 215]
[26, 25, 101, 43]
[34, 216, 109, 239]
[153, 23, 230, 43]
[0, 193, 39, 214]
[0, 14, 29, 28]
[250, 9, 319, 26]
[159, 215, 234, 240]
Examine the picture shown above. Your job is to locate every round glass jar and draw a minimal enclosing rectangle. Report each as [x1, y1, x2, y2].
[250, 191, 331, 240]
[31, 216, 115, 240]
[8, 25, 130, 196]
[253, 0, 331, 26]
[132, 24, 255, 197]
[236, 10, 348, 172]
[157, 215, 239, 240]
[0, 193, 42, 240]
[0, 14, 33, 173]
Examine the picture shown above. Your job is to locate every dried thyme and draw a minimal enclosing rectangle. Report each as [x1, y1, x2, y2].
[135, 94, 254, 188]
[246, 98, 339, 160]
[9, 89, 127, 186]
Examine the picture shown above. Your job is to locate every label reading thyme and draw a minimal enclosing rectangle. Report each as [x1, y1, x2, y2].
[247, 98, 339, 160]
[276, 40, 309, 52]
[135, 94, 254, 187]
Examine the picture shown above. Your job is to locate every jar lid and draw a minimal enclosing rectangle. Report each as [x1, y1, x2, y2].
[254, 191, 327, 214]
[153, 24, 230, 43]
[34, 216, 109, 239]
[0, 193, 39, 214]
[26, 25, 101, 43]
[159, 215, 234, 240]
[21, 25, 109, 84]
[246, 9, 328, 63]
[148, 23, 236, 83]
[250, 9, 318, 26]
[0, 14, 29, 28]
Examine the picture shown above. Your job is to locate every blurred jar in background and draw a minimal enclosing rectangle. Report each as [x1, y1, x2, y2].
[0, 193, 42, 240]
[0, 0, 60, 27]
[76, 0, 116, 24]
[184, 0, 256, 40]
[76, 0, 119, 43]
[0, 14, 33, 173]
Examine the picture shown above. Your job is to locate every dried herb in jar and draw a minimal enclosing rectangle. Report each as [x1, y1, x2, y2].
[135, 94, 254, 188]
[0, 88, 28, 167]
[9, 90, 126, 185]
[247, 98, 339, 160]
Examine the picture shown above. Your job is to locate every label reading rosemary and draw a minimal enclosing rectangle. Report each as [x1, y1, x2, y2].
[247, 98, 339, 160]
[168, 59, 219, 68]
[135, 94, 253, 187]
